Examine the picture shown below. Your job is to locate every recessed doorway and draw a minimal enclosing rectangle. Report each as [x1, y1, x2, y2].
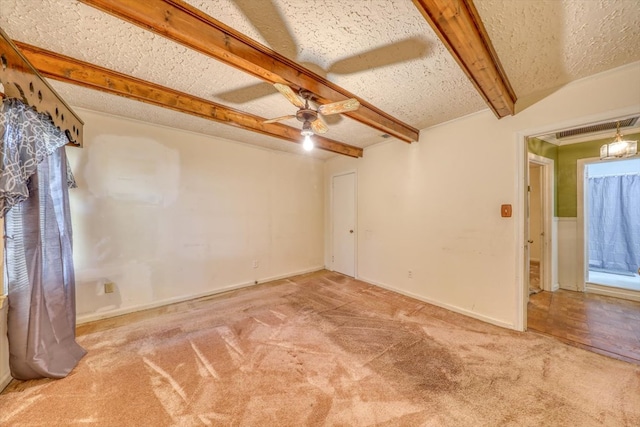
[579, 156, 640, 300]
[524, 113, 640, 363]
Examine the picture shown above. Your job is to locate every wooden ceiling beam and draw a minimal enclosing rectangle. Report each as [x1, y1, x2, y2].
[412, 0, 516, 118]
[16, 42, 362, 158]
[78, 0, 419, 143]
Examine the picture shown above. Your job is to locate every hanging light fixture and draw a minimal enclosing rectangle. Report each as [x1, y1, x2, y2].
[301, 120, 314, 151]
[600, 122, 638, 160]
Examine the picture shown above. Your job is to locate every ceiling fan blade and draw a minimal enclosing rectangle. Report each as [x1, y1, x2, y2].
[274, 83, 305, 108]
[311, 116, 329, 134]
[309, 99, 341, 125]
[318, 99, 360, 116]
[263, 114, 296, 124]
[327, 37, 429, 75]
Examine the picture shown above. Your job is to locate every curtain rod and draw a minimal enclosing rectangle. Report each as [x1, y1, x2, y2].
[0, 27, 83, 147]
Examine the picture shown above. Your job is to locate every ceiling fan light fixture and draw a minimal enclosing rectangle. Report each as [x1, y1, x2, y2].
[600, 122, 638, 160]
[301, 120, 314, 136]
[303, 134, 314, 151]
[301, 120, 314, 151]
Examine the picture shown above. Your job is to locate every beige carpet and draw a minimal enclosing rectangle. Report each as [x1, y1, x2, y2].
[1, 270, 639, 426]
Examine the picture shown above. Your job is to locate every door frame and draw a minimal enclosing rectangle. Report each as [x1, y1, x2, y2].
[515, 105, 639, 331]
[528, 153, 555, 293]
[576, 157, 595, 292]
[330, 170, 357, 277]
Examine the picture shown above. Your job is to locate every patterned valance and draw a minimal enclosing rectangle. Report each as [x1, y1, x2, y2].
[0, 27, 83, 146]
[0, 99, 76, 217]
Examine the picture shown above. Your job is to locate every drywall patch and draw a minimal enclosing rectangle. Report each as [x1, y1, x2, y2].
[84, 135, 179, 206]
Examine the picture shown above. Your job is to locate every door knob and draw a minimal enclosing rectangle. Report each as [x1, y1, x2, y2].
[349, 230, 354, 234]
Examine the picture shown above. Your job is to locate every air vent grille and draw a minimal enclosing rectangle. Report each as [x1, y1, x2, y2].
[555, 117, 638, 139]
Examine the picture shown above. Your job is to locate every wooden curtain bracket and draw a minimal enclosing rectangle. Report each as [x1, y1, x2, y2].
[0, 27, 83, 147]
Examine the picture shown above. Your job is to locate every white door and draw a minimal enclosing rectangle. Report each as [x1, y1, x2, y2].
[332, 173, 356, 277]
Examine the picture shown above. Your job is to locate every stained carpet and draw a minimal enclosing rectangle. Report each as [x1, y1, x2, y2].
[1, 270, 639, 426]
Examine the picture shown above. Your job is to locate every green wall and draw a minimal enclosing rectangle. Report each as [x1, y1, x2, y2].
[528, 138, 558, 161]
[557, 140, 601, 217]
[528, 132, 640, 217]
[528, 138, 559, 216]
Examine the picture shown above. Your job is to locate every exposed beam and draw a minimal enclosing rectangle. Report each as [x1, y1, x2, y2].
[78, 0, 419, 143]
[15, 42, 363, 158]
[412, 0, 516, 118]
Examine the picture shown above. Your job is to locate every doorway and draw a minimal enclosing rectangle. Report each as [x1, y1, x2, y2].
[523, 112, 640, 363]
[331, 172, 356, 277]
[579, 157, 640, 300]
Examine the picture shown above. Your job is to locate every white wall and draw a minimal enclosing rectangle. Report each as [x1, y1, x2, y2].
[325, 62, 640, 329]
[557, 218, 579, 291]
[68, 110, 325, 323]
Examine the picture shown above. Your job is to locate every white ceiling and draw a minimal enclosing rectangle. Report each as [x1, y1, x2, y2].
[1, 0, 639, 159]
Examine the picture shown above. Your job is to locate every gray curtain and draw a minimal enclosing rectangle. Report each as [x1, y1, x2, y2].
[1, 99, 85, 379]
[588, 173, 640, 275]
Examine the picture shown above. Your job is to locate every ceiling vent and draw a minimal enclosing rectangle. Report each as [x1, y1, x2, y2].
[555, 117, 638, 139]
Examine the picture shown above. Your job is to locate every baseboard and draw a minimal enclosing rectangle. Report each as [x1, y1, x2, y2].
[551, 282, 560, 292]
[0, 370, 11, 393]
[559, 283, 578, 291]
[585, 283, 640, 302]
[357, 275, 516, 330]
[77, 266, 325, 324]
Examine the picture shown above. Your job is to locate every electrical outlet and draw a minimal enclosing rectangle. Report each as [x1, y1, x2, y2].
[408, 270, 413, 279]
[252, 260, 259, 269]
[104, 282, 115, 294]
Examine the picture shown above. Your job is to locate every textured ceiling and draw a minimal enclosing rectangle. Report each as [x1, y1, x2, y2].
[1, 0, 639, 158]
[475, 0, 640, 101]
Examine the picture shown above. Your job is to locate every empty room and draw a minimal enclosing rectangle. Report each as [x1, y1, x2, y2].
[1, 0, 639, 425]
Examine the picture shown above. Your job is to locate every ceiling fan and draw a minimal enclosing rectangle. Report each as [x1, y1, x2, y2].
[264, 83, 360, 138]
[217, 0, 429, 116]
